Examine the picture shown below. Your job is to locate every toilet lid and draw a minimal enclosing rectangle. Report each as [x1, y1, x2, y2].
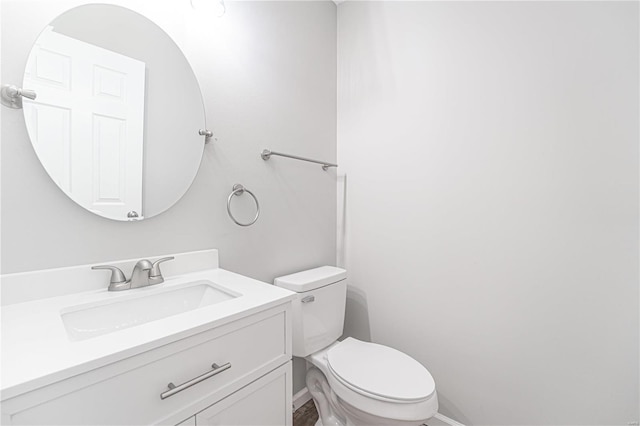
[327, 338, 436, 402]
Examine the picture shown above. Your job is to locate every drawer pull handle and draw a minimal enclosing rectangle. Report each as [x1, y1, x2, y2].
[160, 362, 232, 400]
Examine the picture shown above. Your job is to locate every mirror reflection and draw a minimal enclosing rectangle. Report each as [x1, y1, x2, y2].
[22, 4, 206, 221]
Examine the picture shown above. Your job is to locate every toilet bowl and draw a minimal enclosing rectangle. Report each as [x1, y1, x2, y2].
[275, 266, 438, 426]
[307, 338, 438, 425]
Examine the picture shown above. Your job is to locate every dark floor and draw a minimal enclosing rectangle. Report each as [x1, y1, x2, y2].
[293, 399, 318, 426]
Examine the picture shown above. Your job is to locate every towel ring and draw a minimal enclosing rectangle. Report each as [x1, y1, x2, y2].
[227, 184, 260, 227]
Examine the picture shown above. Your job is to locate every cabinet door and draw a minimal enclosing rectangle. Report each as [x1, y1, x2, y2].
[196, 362, 292, 426]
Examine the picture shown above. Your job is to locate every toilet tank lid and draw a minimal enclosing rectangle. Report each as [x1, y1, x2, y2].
[274, 266, 346, 292]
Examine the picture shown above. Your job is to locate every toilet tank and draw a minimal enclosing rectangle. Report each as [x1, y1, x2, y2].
[274, 266, 347, 357]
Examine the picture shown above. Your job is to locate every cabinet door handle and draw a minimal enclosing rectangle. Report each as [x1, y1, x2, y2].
[160, 362, 231, 400]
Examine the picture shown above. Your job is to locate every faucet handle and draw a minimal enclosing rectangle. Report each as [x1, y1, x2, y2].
[150, 257, 175, 282]
[91, 265, 127, 284]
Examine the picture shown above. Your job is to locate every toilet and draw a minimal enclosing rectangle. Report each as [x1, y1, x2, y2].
[275, 266, 438, 426]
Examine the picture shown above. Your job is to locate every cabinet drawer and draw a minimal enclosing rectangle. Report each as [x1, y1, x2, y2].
[196, 362, 292, 426]
[10, 308, 288, 425]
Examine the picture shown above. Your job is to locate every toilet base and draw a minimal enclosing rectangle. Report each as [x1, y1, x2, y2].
[307, 367, 347, 426]
[338, 397, 428, 426]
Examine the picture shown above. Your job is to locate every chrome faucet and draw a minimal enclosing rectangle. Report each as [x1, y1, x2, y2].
[92, 257, 175, 291]
[129, 259, 153, 289]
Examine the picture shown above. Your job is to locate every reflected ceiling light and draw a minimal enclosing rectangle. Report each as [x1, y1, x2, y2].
[190, 0, 225, 17]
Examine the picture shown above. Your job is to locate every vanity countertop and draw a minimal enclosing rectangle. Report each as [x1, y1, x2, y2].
[1, 267, 295, 400]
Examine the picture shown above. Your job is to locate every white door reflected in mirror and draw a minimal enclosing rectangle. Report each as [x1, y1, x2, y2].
[21, 5, 207, 221]
[24, 26, 146, 219]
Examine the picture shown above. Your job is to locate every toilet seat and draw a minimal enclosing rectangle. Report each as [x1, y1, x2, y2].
[327, 338, 436, 403]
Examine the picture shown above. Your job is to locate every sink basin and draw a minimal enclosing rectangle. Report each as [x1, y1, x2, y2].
[61, 280, 240, 341]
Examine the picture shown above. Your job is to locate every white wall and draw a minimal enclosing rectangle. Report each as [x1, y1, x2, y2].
[338, 2, 639, 425]
[1, 0, 336, 393]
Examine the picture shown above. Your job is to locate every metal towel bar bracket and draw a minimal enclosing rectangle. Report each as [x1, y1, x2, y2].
[1, 84, 37, 109]
[227, 184, 260, 227]
[261, 149, 337, 171]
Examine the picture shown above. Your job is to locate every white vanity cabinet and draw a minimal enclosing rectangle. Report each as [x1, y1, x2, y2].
[1, 303, 293, 426]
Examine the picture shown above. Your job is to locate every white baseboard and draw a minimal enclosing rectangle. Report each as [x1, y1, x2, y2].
[293, 387, 313, 411]
[432, 413, 465, 426]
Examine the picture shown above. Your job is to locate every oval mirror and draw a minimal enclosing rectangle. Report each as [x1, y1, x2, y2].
[21, 4, 207, 221]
